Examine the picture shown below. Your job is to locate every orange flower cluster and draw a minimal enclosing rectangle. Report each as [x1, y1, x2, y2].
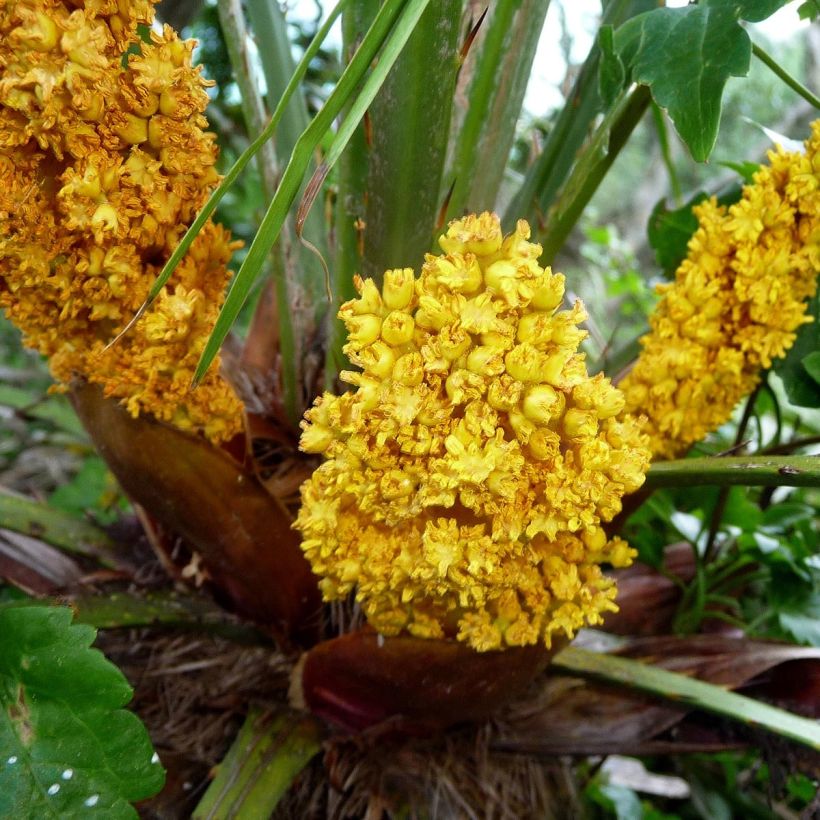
[622, 124, 820, 458]
[0, 0, 242, 440]
[296, 214, 650, 652]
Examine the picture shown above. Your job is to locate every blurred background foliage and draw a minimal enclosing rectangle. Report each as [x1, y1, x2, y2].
[1, 1, 818, 817]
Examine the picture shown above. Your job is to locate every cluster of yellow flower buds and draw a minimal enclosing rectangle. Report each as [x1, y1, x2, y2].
[296, 213, 650, 652]
[0, 0, 242, 440]
[621, 123, 820, 459]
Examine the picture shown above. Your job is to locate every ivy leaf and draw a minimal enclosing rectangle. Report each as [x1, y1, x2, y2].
[773, 291, 820, 408]
[708, 0, 792, 23]
[0, 606, 164, 818]
[613, 4, 751, 161]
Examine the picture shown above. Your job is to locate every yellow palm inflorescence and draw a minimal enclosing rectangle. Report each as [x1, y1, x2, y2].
[296, 213, 651, 652]
[621, 123, 820, 459]
[0, 0, 242, 441]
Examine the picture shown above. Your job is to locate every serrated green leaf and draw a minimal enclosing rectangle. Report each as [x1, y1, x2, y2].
[0, 606, 164, 819]
[614, 5, 751, 161]
[774, 291, 820, 408]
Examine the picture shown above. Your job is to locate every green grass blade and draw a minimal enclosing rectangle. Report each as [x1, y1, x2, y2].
[646, 455, 820, 489]
[192, 708, 322, 819]
[194, 0, 435, 386]
[107, 0, 346, 348]
[0, 492, 117, 565]
[553, 647, 820, 751]
[445, 0, 551, 220]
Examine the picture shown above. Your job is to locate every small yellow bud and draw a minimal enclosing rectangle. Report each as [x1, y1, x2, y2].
[417, 295, 455, 330]
[91, 204, 118, 234]
[345, 314, 382, 347]
[563, 408, 598, 440]
[383, 268, 415, 310]
[439, 326, 471, 361]
[356, 340, 395, 379]
[516, 312, 553, 346]
[467, 345, 504, 376]
[380, 469, 416, 499]
[381, 311, 415, 346]
[505, 343, 544, 382]
[431, 255, 483, 293]
[159, 88, 181, 117]
[528, 428, 560, 460]
[115, 113, 148, 145]
[508, 410, 535, 443]
[350, 276, 383, 314]
[487, 375, 522, 411]
[300, 423, 334, 453]
[541, 349, 573, 386]
[393, 352, 424, 386]
[484, 259, 518, 293]
[18, 12, 59, 51]
[522, 384, 564, 424]
[531, 272, 565, 311]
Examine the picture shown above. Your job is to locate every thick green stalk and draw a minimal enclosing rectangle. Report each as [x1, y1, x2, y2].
[646, 455, 820, 489]
[553, 647, 820, 751]
[192, 708, 322, 819]
[361, 0, 462, 279]
[445, 0, 550, 220]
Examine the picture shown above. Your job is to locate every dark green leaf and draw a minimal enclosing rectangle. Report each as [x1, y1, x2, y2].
[648, 192, 706, 274]
[0, 606, 164, 818]
[802, 351, 820, 384]
[775, 584, 820, 646]
[798, 0, 820, 21]
[773, 291, 820, 408]
[706, 0, 791, 23]
[716, 160, 760, 183]
[614, 5, 751, 161]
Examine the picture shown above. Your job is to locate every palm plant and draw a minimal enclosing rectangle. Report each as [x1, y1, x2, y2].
[1, 0, 819, 816]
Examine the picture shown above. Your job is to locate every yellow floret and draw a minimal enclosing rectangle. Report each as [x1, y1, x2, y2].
[296, 213, 651, 652]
